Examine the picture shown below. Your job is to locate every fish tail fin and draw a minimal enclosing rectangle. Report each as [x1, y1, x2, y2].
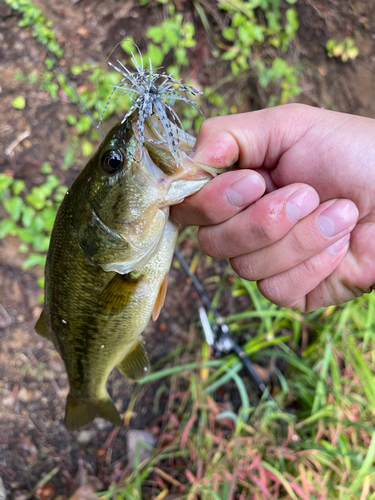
[65, 392, 123, 431]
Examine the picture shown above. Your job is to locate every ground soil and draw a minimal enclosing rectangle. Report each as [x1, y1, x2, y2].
[0, 0, 374, 498]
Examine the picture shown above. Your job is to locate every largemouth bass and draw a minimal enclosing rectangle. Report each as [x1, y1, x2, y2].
[35, 106, 220, 431]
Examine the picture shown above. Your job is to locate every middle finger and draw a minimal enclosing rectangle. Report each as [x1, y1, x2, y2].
[198, 184, 319, 259]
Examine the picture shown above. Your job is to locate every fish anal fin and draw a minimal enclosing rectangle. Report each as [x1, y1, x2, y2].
[65, 392, 123, 431]
[117, 341, 150, 381]
[35, 310, 51, 340]
[152, 272, 169, 321]
[98, 273, 142, 315]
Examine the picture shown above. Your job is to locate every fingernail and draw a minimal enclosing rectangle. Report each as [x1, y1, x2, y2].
[286, 187, 319, 223]
[226, 174, 264, 209]
[318, 200, 358, 237]
[326, 234, 350, 254]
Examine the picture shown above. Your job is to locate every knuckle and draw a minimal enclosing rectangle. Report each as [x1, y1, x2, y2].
[200, 203, 220, 225]
[253, 218, 276, 246]
[258, 276, 306, 310]
[300, 257, 321, 276]
[230, 256, 255, 281]
[198, 116, 219, 134]
[289, 230, 311, 254]
[198, 228, 223, 258]
[257, 277, 285, 306]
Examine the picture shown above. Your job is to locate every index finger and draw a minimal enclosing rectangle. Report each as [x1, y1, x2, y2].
[171, 169, 265, 226]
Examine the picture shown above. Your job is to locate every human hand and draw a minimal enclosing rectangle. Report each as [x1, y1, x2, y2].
[171, 104, 375, 311]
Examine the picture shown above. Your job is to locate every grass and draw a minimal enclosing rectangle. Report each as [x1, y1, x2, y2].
[97, 279, 375, 499]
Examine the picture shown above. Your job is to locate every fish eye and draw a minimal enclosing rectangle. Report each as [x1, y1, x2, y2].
[102, 150, 124, 174]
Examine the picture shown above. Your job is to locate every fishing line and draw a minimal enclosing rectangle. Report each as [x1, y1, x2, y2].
[45, 51, 105, 138]
[174, 247, 282, 411]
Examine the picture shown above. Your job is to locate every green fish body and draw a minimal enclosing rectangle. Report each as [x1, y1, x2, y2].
[36, 112, 217, 430]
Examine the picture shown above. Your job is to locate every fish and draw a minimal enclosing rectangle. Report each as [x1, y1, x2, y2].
[35, 61, 225, 431]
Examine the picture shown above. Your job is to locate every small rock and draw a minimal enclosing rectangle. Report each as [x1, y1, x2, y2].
[17, 387, 34, 402]
[95, 418, 111, 430]
[126, 429, 157, 468]
[77, 429, 96, 445]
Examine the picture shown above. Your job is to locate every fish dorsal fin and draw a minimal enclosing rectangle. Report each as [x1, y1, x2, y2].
[98, 273, 142, 315]
[117, 340, 150, 381]
[152, 272, 169, 321]
[35, 310, 51, 340]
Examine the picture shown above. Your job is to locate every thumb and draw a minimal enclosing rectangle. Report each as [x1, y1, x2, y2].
[193, 104, 318, 170]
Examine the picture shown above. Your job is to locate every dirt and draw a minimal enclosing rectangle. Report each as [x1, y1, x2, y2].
[0, 0, 375, 497]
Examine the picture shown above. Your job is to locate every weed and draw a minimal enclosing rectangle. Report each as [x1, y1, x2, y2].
[4, 0, 63, 58]
[12, 95, 26, 109]
[0, 165, 66, 275]
[326, 37, 359, 62]
[219, 0, 300, 105]
[103, 285, 375, 499]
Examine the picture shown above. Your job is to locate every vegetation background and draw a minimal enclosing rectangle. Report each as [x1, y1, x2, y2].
[0, 0, 375, 498]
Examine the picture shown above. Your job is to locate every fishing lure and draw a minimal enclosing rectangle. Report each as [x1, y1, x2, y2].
[99, 53, 203, 166]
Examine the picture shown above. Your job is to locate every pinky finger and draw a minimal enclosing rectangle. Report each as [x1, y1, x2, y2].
[256, 234, 350, 312]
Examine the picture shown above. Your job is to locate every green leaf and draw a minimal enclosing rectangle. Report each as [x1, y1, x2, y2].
[81, 139, 94, 157]
[66, 114, 77, 126]
[0, 219, 17, 238]
[37, 276, 45, 289]
[13, 70, 26, 82]
[12, 95, 26, 109]
[222, 26, 235, 41]
[285, 8, 299, 38]
[44, 57, 54, 69]
[23, 253, 46, 269]
[21, 206, 36, 227]
[147, 43, 165, 67]
[0, 173, 13, 195]
[4, 197, 24, 222]
[76, 115, 91, 134]
[26, 189, 46, 210]
[41, 162, 53, 174]
[12, 179, 25, 195]
[222, 50, 238, 60]
[71, 64, 83, 75]
[40, 207, 58, 231]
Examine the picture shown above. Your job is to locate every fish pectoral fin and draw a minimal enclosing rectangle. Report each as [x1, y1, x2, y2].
[35, 310, 51, 340]
[98, 273, 142, 315]
[152, 272, 169, 321]
[65, 392, 123, 431]
[117, 340, 150, 381]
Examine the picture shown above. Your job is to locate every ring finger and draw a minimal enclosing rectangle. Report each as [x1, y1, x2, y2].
[230, 198, 358, 281]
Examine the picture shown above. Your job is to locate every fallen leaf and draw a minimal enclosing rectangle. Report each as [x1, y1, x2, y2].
[21, 435, 38, 457]
[77, 27, 90, 36]
[69, 485, 97, 500]
[36, 482, 55, 500]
